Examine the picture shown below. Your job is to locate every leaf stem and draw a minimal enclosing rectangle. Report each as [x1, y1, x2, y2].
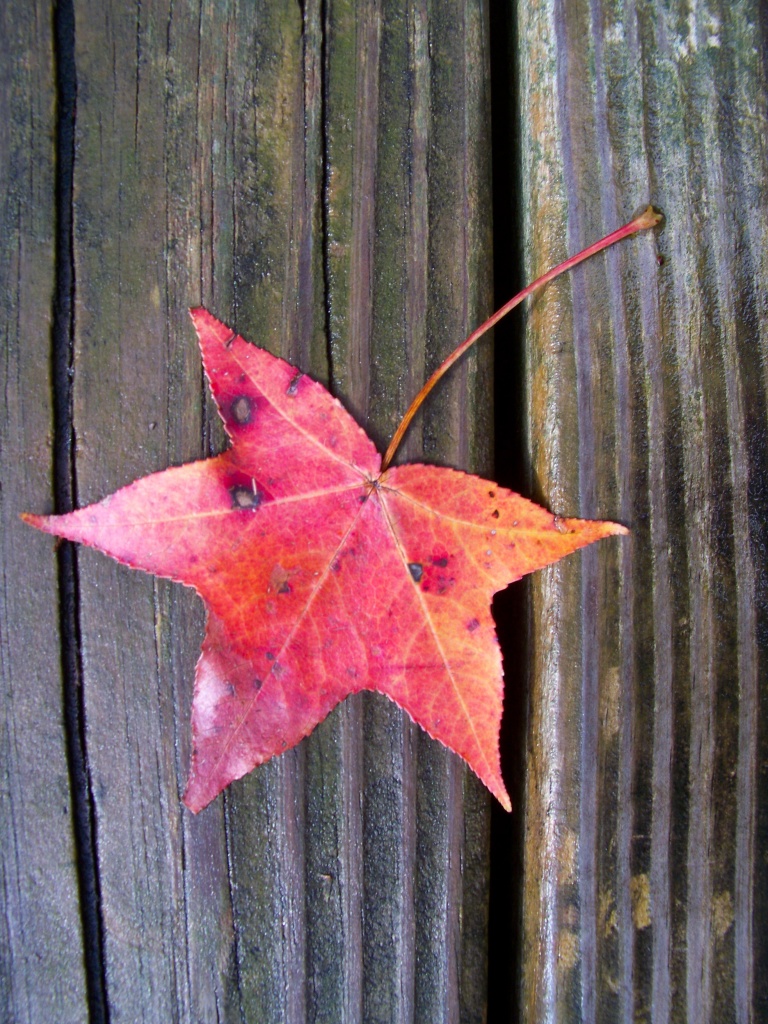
[381, 205, 662, 473]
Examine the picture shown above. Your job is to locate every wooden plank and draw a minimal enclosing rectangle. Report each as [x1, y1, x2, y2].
[70, 1, 238, 1018]
[0, 1, 89, 1021]
[228, 1, 495, 1021]
[26, 0, 498, 1020]
[322, 2, 494, 1021]
[516, 0, 768, 1020]
[213, 5, 327, 1021]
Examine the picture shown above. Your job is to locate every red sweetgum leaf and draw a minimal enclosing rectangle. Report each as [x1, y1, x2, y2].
[24, 309, 626, 812]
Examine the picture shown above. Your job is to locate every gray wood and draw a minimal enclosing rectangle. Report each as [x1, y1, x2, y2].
[70, 0, 238, 1019]
[9, 0, 497, 1021]
[229, 2, 495, 1021]
[0, 2, 89, 1021]
[323, 3, 494, 1022]
[517, 0, 768, 1021]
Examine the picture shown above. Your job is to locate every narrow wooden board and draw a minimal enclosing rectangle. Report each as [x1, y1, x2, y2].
[517, 1, 768, 1021]
[0, 3, 89, 1021]
[12, 0, 498, 1020]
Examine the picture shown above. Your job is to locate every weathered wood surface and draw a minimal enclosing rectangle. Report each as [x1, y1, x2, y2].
[3, 0, 493, 1021]
[2, 0, 767, 1021]
[0, 2, 89, 1021]
[516, 1, 768, 1022]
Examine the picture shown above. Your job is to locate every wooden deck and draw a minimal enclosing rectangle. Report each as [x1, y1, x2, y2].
[2, 1, 766, 1021]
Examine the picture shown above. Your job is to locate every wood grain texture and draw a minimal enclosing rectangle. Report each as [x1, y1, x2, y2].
[0, 2, 89, 1022]
[9, 0, 494, 1021]
[324, 5, 494, 1024]
[9, 0, 764, 1019]
[517, 0, 768, 1021]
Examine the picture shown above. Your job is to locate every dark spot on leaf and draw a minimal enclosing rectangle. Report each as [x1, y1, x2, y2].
[269, 564, 293, 595]
[359, 494, 368, 503]
[230, 484, 262, 510]
[225, 682, 235, 697]
[224, 331, 237, 349]
[286, 372, 304, 396]
[331, 559, 341, 573]
[252, 678, 263, 693]
[408, 563, 423, 583]
[231, 395, 252, 424]
[265, 651, 275, 661]
[492, 509, 499, 519]
[422, 568, 456, 595]
[488, 490, 495, 498]
[467, 618, 480, 632]
[422, 548, 454, 593]
[272, 662, 285, 679]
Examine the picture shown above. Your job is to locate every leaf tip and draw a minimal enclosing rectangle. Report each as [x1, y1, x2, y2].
[20, 511, 48, 531]
[484, 767, 512, 812]
[188, 306, 209, 329]
[189, 307, 243, 355]
[182, 765, 214, 814]
[181, 788, 205, 815]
